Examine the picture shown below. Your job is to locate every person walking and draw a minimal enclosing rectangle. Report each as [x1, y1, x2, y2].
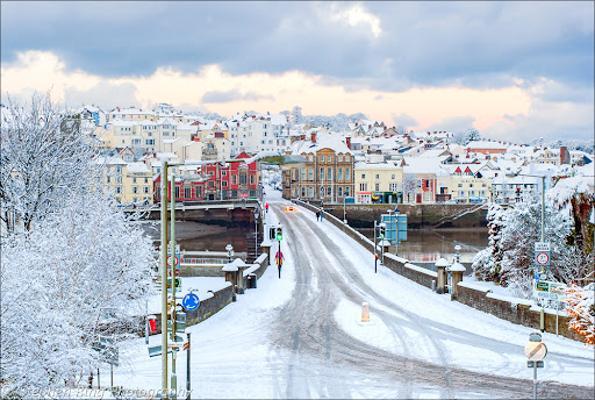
[315, 210, 320, 221]
[320, 207, 325, 221]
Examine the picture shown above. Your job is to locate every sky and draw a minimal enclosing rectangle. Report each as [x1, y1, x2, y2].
[1, 1, 593, 141]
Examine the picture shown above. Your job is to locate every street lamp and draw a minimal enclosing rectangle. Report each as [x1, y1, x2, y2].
[343, 196, 347, 224]
[225, 243, 234, 263]
[254, 210, 260, 260]
[454, 244, 462, 263]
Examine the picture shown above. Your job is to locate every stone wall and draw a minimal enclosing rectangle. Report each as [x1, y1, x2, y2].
[179, 264, 225, 277]
[456, 282, 581, 341]
[146, 283, 234, 336]
[323, 203, 487, 229]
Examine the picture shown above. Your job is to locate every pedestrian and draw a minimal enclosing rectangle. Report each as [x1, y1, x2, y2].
[320, 207, 325, 221]
[316, 210, 320, 221]
[265, 201, 269, 213]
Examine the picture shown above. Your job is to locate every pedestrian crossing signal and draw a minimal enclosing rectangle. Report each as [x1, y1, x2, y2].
[276, 227, 283, 242]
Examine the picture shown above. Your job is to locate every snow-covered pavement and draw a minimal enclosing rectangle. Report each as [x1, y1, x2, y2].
[108, 189, 594, 398]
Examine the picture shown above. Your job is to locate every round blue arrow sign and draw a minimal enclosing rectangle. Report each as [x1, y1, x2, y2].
[182, 292, 200, 311]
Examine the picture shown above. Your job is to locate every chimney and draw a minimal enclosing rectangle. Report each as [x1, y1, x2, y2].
[560, 146, 570, 164]
[311, 132, 317, 143]
[345, 136, 351, 150]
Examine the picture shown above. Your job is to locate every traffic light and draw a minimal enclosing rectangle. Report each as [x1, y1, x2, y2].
[378, 224, 386, 240]
[276, 226, 283, 242]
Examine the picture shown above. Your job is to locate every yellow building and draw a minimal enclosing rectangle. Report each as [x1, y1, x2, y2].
[354, 162, 403, 204]
[446, 164, 492, 203]
[97, 157, 153, 205]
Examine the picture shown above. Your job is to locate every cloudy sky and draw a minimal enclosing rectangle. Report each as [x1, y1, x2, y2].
[1, 1, 593, 140]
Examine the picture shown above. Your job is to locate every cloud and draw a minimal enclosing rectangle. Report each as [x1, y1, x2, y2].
[329, 3, 382, 38]
[427, 116, 477, 133]
[392, 113, 418, 129]
[1, 2, 592, 89]
[202, 90, 274, 103]
[64, 82, 138, 110]
[1, 50, 592, 143]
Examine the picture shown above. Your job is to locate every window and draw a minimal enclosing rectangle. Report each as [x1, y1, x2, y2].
[338, 187, 343, 196]
[175, 187, 180, 198]
[240, 173, 247, 185]
[232, 175, 237, 185]
[327, 186, 332, 195]
[320, 168, 324, 180]
[222, 181, 228, 187]
[359, 183, 367, 191]
[320, 186, 325, 197]
[184, 187, 191, 199]
[345, 168, 350, 180]
[144, 186, 149, 193]
[375, 183, 380, 191]
[321, 155, 325, 163]
[116, 187, 121, 194]
[338, 168, 343, 181]
[458, 183, 463, 188]
[389, 183, 398, 191]
[327, 167, 332, 180]
[107, 176, 111, 183]
[133, 177, 137, 184]
[144, 177, 149, 184]
[250, 175, 255, 184]
[301, 168, 306, 180]
[308, 168, 313, 180]
[375, 174, 380, 180]
[361, 173, 366, 179]
[391, 174, 396, 180]
[345, 186, 350, 196]
[133, 186, 138, 194]
[301, 187, 306, 197]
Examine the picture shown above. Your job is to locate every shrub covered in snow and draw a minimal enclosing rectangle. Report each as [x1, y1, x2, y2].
[564, 284, 595, 345]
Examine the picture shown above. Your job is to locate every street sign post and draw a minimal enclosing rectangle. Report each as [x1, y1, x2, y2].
[525, 332, 547, 400]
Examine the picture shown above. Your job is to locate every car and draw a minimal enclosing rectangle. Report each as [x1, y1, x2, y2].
[284, 205, 296, 212]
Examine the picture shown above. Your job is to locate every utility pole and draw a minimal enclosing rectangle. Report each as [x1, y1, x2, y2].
[540, 175, 545, 243]
[160, 161, 169, 399]
[186, 332, 191, 400]
[170, 173, 178, 400]
[373, 220, 378, 273]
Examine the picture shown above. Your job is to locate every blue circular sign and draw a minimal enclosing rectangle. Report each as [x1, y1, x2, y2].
[182, 293, 200, 311]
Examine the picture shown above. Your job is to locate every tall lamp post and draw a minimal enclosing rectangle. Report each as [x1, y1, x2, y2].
[254, 210, 259, 261]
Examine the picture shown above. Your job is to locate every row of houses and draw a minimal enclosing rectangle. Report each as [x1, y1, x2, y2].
[281, 131, 593, 205]
[96, 151, 260, 205]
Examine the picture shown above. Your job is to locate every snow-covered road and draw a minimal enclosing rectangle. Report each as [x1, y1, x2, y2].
[111, 191, 593, 399]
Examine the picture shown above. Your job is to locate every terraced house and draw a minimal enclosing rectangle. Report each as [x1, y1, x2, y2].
[282, 131, 354, 203]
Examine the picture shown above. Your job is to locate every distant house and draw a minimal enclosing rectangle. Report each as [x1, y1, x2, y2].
[466, 140, 507, 155]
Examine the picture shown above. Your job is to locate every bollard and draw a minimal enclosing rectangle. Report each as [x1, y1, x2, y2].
[361, 302, 370, 323]
[431, 279, 436, 292]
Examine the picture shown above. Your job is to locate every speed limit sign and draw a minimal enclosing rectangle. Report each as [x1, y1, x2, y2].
[535, 252, 549, 266]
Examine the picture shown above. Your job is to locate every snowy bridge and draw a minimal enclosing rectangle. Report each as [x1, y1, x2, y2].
[110, 191, 593, 398]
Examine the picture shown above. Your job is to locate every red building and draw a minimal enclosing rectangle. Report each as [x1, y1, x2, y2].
[154, 152, 260, 202]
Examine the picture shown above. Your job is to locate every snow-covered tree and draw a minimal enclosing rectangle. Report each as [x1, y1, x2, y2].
[473, 199, 592, 298]
[472, 203, 505, 282]
[0, 94, 97, 232]
[402, 174, 417, 204]
[0, 191, 155, 396]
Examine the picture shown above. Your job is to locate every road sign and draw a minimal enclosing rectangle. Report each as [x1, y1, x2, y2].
[182, 293, 200, 311]
[527, 361, 544, 368]
[535, 252, 549, 266]
[534, 242, 550, 252]
[167, 255, 180, 267]
[524, 341, 548, 361]
[536, 280, 549, 292]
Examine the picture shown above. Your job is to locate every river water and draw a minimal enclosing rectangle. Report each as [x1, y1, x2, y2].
[358, 228, 488, 270]
[142, 220, 487, 272]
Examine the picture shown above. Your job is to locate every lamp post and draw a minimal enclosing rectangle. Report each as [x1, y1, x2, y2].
[225, 243, 234, 263]
[343, 196, 347, 224]
[254, 210, 259, 260]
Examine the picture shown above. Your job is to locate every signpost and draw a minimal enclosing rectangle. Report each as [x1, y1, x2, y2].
[525, 332, 547, 400]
